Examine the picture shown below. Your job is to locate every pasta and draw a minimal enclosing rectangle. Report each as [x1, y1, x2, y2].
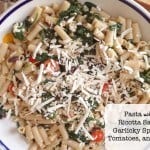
[0, 0, 149, 150]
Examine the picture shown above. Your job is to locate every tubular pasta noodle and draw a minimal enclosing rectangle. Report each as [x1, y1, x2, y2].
[117, 16, 126, 33]
[105, 30, 114, 47]
[32, 126, 44, 148]
[66, 140, 84, 150]
[114, 39, 124, 55]
[44, 14, 58, 25]
[61, 141, 68, 150]
[106, 48, 118, 61]
[38, 127, 50, 145]
[93, 28, 104, 40]
[58, 0, 70, 14]
[27, 24, 42, 41]
[132, 23, 142, 43]
[29, 7, 43, 24]
[28, 142, 38, 150]
[0, 80, 10, 97]
[48, 133, 58, 142]
[1, 62, 9, 75]
[58, 123, 69, 140]
[0, 43, 8, 63]
[76, 15, 86, 23]
[28, 44, 36, 52]
[84, 23, 93, 31]
[99, 10, 110, 20]
[92, 18, 107, 30]
[15, 60, 23, 71]
[138, 93, 150, 104]
[51, 3, 59, 12]
[125, 19, 133, 40]
[25, 125, 34, 141]
[54, 25, 72, 42]
[43, 6, 55, 16]
[18, 126, 25, 134]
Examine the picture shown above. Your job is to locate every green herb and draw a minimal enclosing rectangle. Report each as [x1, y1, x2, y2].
[85, 117, 95, 123]
[39, 28, 55, 41]
[140, 69, 150, 84]
[97, 120, 105, 128]
[12, 17, 33, 41]
[36, 53, 49, 62]
[57, 0, 82, 24]
[36, 53, 58, 62]
[13, 31, 25, 41]
[84, 2, 96, 10]
[24, 18, 32, 30]
[109, 23, 122, 31]
[87, 98, 99, 110]
[68, 130, 89, 143]
[48, 112, 56, 119]
[86, 12, 102, 23]
[75, 25, 94, 45]
[0, 106, 6, 119]
[85, 117, 105, 128]
[42, 92, 52, 101]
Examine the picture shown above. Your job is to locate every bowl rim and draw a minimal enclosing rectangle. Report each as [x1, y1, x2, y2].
[0, 0, 150, 26]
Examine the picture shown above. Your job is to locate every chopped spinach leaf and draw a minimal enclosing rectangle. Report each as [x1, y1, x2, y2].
[42, 92, 52, 101]
[42, 79, 55, 84]
[36, 53, 49, 62]
[87, 98, 99, 110]
[13, 31, 25, 41]
[86, 117, 95, 123]
[75, 25, 94, 45]
[12, 17, 33, 41]
[109, 23, 122, 31]
[68, 130, 89, 143]
[97, 120, 105, 128]
[86, 12, 102, 23]
[36, 53, 58, 62]
[84, 2, 96, 10]
[140, 69, 150, 84]
[24, 17, 32, 30]
[39, 28, 55, 41]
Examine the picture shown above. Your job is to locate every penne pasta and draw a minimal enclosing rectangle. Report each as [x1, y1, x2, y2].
[0, 43, 8, 63]
[105, 30, 114, 47]
[38, 127, 50, 145]
[125, 19, 133, 40]
[117, 16, 126, 33]
[54, 25, 72, 42]
[25, 124, 34, 141]
[58, 0, 70, 14]
[28, 142, 38, 150]
[58, 123, 69, 140]
[132, 23, 142, 43]
[27, 24, 42, 41]
[32, 126, 44, 148]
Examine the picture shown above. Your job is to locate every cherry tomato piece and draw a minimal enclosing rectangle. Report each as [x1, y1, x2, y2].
[91, 129, 104, 142]
[29, 56, 36, 63]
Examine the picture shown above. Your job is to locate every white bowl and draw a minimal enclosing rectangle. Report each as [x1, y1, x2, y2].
[0, 0, 149, 150]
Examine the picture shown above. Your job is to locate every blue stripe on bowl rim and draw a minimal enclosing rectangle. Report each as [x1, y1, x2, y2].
[0, 140, 10, 150]
[0, 0, 32, 25]
[0, 0, 150, 25]
[119, 0, 150, 23]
